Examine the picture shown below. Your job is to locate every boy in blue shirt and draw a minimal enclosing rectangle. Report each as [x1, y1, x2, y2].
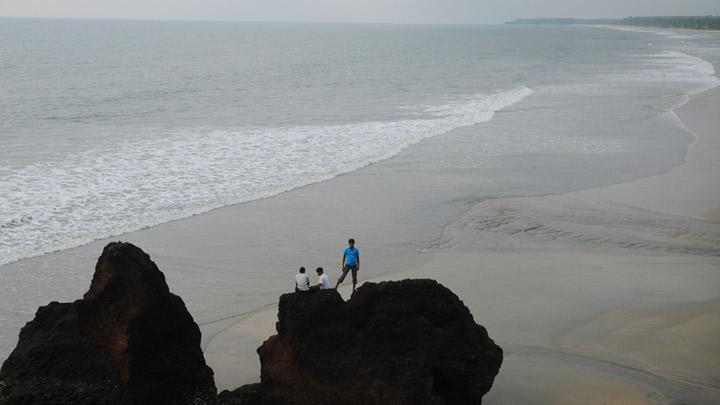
[336, 238, 360, 291]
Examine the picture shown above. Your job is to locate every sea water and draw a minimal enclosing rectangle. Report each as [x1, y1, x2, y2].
[1, 20, 718, 266]
[1, 20, 719, 360]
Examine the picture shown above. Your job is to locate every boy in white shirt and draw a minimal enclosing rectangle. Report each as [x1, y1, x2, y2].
[313, 267, 332, 290]
[295, 267, 310, 292]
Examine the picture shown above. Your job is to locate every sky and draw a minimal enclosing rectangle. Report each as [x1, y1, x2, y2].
[1, 0, 719, 24]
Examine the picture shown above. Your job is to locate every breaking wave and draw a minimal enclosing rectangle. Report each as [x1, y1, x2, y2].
[0, 87, 533, 266]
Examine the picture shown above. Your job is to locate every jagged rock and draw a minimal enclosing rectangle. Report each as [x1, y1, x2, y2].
[217, 383, 272, 405]
[220, 279, 502, 405]
[0, 242, 217, 405]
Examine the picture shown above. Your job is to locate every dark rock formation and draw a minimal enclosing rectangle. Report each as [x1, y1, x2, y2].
[220, 279, 502, 405]
[0, 242, 217, 405]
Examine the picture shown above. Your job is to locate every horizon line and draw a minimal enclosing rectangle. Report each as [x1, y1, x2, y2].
[0, 15, 500, 26]
[1, 14, 718, 26]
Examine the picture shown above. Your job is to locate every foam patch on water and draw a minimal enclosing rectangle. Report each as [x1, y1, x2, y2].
[606, 26, 676, 36]
[604, 25, 701, 40]
[0, 87, 533, 266]
[614, 51, 720, 95]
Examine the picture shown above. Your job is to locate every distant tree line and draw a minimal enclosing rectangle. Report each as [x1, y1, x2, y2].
[506, 16, 720, 31]
[621, 16, 720, 30]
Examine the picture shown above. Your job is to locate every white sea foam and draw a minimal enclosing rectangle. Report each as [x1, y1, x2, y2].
[615, 51, 720, 95]
[602, 25, 699, 39]
[606, 26, 676, 36]
[0, 87, 533, 266]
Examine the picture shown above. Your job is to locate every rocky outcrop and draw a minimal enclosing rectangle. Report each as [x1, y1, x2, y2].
[0, 244, 501, 405]
[0, 242, 217, 405]
[220, 279, 502, 405]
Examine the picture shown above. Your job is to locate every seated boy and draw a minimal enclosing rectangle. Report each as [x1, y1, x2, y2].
[295, 267, 310, 292]
[312, 267, 332, 290]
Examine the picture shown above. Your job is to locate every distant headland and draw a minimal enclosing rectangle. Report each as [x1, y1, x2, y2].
[506, 16, 720, 31]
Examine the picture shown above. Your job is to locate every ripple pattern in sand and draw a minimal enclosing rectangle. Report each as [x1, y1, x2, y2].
[430, 195, 720, 256]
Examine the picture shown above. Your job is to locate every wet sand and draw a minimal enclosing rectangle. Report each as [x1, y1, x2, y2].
[205, 86, 720, 403]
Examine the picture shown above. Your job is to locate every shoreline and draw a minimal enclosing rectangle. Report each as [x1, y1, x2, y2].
[0, 85, 533, 269]
[400, 81, 720, 402]
[584, 24, 720, 34]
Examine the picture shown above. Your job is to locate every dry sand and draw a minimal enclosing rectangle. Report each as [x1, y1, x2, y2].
[205, 87, 720, 403]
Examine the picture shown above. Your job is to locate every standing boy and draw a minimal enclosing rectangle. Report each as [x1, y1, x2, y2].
[335, 238, 360, 291]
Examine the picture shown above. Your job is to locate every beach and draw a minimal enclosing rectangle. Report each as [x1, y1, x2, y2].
[198, 82, 720, 404]
[1, 23, 719, 403]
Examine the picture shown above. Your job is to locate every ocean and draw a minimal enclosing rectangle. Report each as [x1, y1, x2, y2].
[2, 19, 718, 267]
[1, 19, 719, 365]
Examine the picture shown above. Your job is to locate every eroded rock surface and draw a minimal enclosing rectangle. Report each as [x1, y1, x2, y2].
[0, 242, 217, 405]
[221, 279, 502, 405]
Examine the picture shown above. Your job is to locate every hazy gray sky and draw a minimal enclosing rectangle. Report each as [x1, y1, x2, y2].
[2, 0, 719, 24]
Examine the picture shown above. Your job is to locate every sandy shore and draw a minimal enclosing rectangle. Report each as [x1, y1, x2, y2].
[204, 85, 720, 403]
